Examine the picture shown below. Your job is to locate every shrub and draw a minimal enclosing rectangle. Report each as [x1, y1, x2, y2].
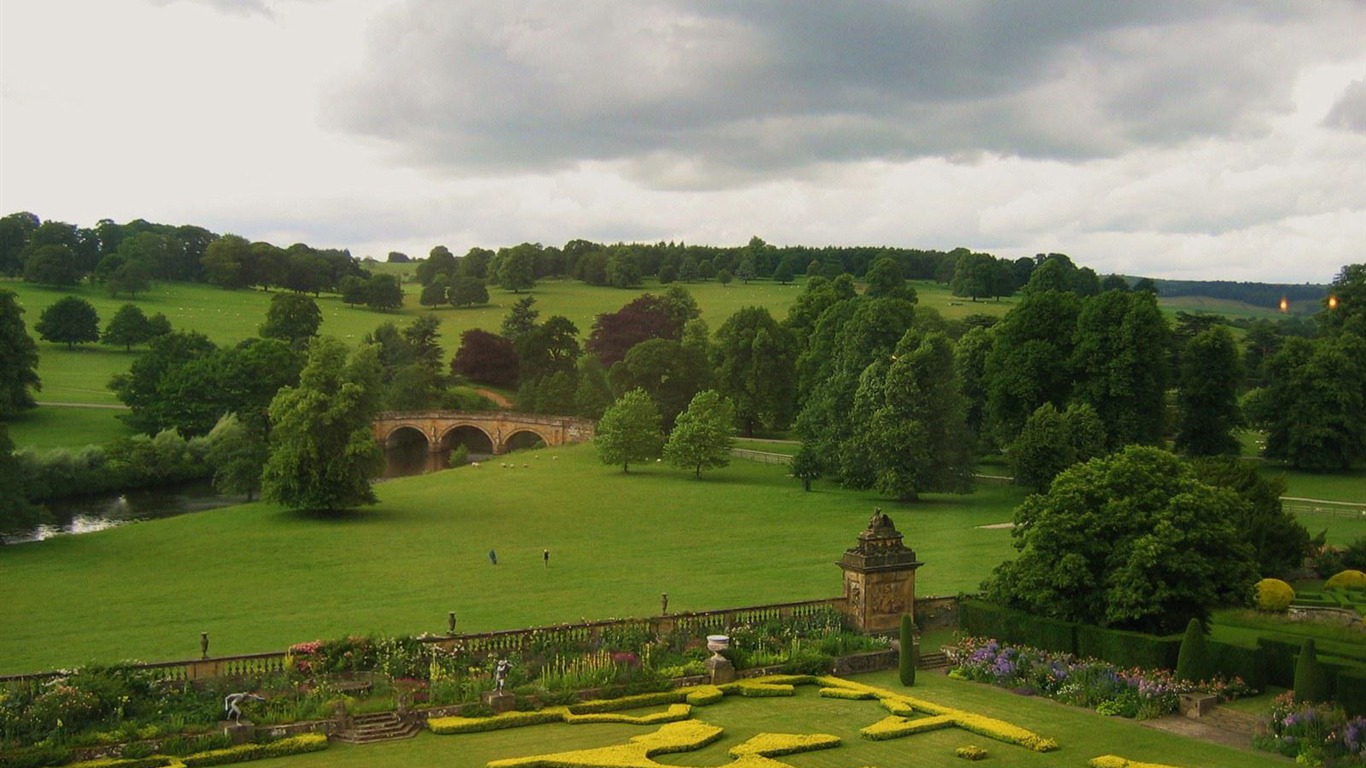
[1254, 691, 1366, 764]
[1174, 618, 1211, 683]
[1255, 578, 1295, 611]
[1325, 569, 1366, 590]
[955, 745, 989, 761]
[899, 614, 917, 687]
[1295, 639, 1332, 703]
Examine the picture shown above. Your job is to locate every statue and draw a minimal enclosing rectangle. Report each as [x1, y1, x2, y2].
[494, 658, 511, 693]
[223, 692, 265, 723]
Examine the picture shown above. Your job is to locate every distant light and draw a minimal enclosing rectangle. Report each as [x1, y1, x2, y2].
[1279, 297, 1288, 313]
[1328, 295, 1339, 310]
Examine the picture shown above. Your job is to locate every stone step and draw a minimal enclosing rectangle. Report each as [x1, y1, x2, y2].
[918, 651, 951, 670]
[333, 712, 421, 744]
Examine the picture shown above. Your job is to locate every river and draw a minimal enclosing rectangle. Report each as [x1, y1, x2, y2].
[5, 482, 247, 545]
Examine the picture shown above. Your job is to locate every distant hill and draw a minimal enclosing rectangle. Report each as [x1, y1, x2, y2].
[1144, 278, 1327, 308]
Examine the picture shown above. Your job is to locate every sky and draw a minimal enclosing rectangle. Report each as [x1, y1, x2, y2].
[3, 1, 1364, 284]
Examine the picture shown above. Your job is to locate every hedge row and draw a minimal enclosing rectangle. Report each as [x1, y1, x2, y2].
[960, 600, 1182, 670]
[961, 600, 1364, 714]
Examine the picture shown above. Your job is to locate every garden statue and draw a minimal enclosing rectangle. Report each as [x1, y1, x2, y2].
[223, 692, 265, 723]
[495, 658, 511, 692]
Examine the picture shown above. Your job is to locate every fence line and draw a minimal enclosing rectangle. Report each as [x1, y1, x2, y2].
[0, 596, 868, 684]
[1281, 497, 1366, 518]
[731, 448, 792, 465]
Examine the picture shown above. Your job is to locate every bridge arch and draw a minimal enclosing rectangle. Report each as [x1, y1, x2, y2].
[371, 411, 595, 476]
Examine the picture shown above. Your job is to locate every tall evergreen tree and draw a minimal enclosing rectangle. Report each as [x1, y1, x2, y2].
[1071, 290, 1169, 449]
[0, 290, 41, 417]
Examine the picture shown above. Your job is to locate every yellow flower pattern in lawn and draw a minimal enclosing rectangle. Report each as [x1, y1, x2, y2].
[1089, 756, 1187, 768]
[464, 675, 1061, 767]
[487, 720, 723, 768]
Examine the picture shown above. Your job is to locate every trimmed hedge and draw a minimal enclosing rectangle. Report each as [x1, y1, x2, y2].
[1335, 667, 1366, 717]
[180, 734, 327, 767]
[959, 599, 1076, 654]
[566, 691, 684, 714]
[1207, 640, 1266, 691]
[1075, 625, 1180, 671]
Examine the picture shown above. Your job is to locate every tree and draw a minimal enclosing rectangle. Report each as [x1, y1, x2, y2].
[517, 315, 581, 384]
[609, 338, 708, 429]
[205, 412, 267, 501]
[0, 424, 44, 538]
[771, 257, 796, 285]
[419, 281, 448, 307]
[954, 326, 994, 447]
[110, 331, 218, 433]
[451, 329, 520, 388]
[201, 234, 252, 288]
[586, 294, 684, 368]
[107, 259, 152, 298]
[22, 244, 81, 286]
[985, 446, 1258, 635]
[664, 390, 735, 478]
[595, 388, 663, 472]
[574, 356, 614, 420]
[1175, 326, 1243, 456]
[0, 290, 41, 417]
[416, 245, 457, 286]
[1007, 403, 1107, 493]
[1246, 334, 1366, 471]
[1071, 290, 1169, 449]
[261, 337, 384, 512]
[101, 303, 156, 350]
[449, 275, 489, 307]
[0, 212, 39, 276]
[497, 243, 537, 293]
[1321, 263, 1366, 337]
[35, 296, 100, 348]
[735, 257, 756, 284]
[260, 292, 322, 345]
[1193, 456, 1310, 577]
[339, 275, 369, 306]
[151, 338, 304, 437]
[791, 442, 822, 491]
[712, 307, 797, 437]
[950, 251, 996, 301]
[606, 249, 643, 288]
[716, 268, 733, 286]
[364, 274, 404, 311]
[846, 329, 974, 501]
[501, 296, 540, 342]
[865, 256, 914, 300]
[983, 289, 1082, 445]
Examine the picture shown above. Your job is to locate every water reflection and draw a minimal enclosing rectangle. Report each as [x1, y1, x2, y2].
[6, 482, 246, 544]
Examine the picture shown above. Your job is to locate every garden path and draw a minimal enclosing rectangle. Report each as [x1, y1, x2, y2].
[1137, 708, 1259, 752]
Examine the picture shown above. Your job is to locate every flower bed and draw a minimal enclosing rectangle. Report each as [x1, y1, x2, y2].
[944, 635, 1252, 720]
[1253, 691, 1366, 766]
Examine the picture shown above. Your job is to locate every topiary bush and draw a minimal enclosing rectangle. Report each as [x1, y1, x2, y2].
[1255, 578, 1295, 612]
[1174, 618, 1211, 683]
[1324, 569, 1366, 590]
[899, 614, 917, 687]
[1293, 639, 1331, 703]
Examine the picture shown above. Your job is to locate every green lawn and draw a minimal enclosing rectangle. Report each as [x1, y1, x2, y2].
[249, 671, 1285, 768]
[0, 445, 1028, 674]
[4, 404, 135, 451]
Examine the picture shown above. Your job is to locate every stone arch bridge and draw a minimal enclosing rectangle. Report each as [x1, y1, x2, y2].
[373, 411, 596, 474]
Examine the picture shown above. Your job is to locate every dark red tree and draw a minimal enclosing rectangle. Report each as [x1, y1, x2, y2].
[451, 329, 520, 388]
[585, 294, 684, 367]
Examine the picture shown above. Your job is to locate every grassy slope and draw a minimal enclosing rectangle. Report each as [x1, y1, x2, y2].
[0, 444, 1028, 673]
[253, 671, 1285, 768]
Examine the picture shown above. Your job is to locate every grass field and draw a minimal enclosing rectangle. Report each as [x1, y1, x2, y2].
[0, 444, 1030, 674]
[246, 670, 1286, 768]
[3, 404, 135, 451]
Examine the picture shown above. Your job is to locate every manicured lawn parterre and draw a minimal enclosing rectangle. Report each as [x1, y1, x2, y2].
[0, 444, 1030, 674]
[243, 671, 1287, 768]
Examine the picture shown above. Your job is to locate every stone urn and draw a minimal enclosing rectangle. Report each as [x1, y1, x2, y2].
[704, 635, 735, 684]
[706, 635, 730, 662]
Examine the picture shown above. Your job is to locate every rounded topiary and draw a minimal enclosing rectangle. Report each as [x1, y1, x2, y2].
[1293, 638, 1331, 703]
[1255, 578, 1295, 612]
[1175, 617, 1212, 683]
[899, 614, 918, 687]
[1324, 569, 1366, 590]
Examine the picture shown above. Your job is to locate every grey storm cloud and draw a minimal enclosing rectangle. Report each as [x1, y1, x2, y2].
[323, 1, 1362, 189]
[1325, 79, 1366, 133]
